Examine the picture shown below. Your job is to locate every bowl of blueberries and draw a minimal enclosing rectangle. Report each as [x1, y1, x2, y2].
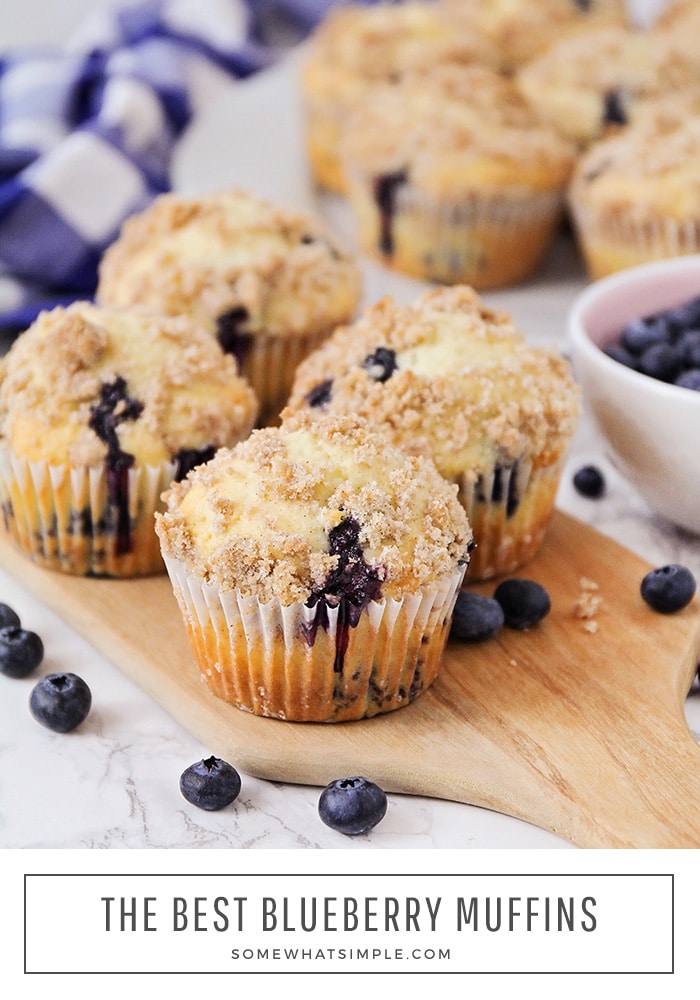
[568, 254, 700, 536]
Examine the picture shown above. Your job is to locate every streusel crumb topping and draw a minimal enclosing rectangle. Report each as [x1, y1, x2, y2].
[0, 302, 258, 467]
[96, 189, 362, 338]
[155, 410, 472, 603]
[286, 286, 580, 481]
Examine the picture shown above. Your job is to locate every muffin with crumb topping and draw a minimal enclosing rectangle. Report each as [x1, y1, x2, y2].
[96, 188, 362, 424]
[155, 410, 471, 722]
[568, 109, 700, 279]
[439, 0, 629, 74]
[0, 302, 258, 576]
[285, 286, 580, 581]
[339, 62, 575, 290]
[299, 0, 499, 194]
[516, 23, 700, 149]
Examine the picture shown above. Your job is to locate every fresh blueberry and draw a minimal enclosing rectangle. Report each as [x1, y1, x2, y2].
[638, 342, 681, 382]
[573, 464, 605, 499]
[0, 603, 21, 630]
[603, 342, 639, 370]
[318, 776, 387, 836]
[450, 591, 504, 642]
[179, 755, 242, 811]
[362, 347, 397, 383]
[493, 579, 551, 630]
[640, 565, 696, 614]
[674, 368, 700, 391]
[29, 673, 92, 732]
[0, 627, 44, 678]
[677, 329, 700, 367]
[666, 294, 700, 332]
[620, 316, 669, 355]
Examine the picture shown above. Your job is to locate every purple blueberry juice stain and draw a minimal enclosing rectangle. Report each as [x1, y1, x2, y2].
[373, 169, 407, 257]
[216, 306, 251, 371]
[88, 376, 143, 555]
[303, 516, 383, 674]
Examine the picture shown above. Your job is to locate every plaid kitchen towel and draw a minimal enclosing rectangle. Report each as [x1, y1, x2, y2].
[0, 0, 386, 335]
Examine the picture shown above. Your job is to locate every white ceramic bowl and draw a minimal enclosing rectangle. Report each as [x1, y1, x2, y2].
[568, 255, 700, 535]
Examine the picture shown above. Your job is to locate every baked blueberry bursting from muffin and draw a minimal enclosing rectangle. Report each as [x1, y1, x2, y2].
[89, 377, 143, 555]
[174, 447, 217, 482]
[305, 378, 333, 408]
[373, 169, 408, 256]
[216, 306, 251, 371]
[304, 516, 383, 673]
[362, 347, 398, 383]
[602, 88, 627, 127]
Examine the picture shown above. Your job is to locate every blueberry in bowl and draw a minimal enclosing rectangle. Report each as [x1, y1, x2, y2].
[568, 255, 700, 535]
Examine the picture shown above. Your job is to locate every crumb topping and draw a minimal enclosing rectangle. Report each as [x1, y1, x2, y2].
[96, 189, 362, 338]
[155, 410, 472, 603]
[340, 63, 575, 193]
[574, 576, 602, 632]
[0, 302, 258, 467]
[285, 286, 580, 481]
[569, 114, 700, 219]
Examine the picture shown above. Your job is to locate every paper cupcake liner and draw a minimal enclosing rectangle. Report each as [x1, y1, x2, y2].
[0, 450, 176, 577]
[457, 457, 566, 581]
[345, 173, 564, 289]
[162, 556, 466, 722]
[240, 327, 340, 425]
[569, 202, 700, 280]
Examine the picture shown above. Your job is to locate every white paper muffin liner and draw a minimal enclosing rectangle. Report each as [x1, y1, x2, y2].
[456, 456, 567, 581]
[0, 449, 176, 576]
[345, 172, 564, 289]
[569, 201, 700, 279]
[162, 555, 466, 722]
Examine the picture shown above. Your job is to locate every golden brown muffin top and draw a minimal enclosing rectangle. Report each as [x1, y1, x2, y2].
[285, 286, 580, 482]
[439, 0, 629, 73]
[0, 301, 258, 468]
[300, 0, 500, 99]
[155, 410, 472, 603]
[516, 24, 700, 147]
[569, 112, 700, 220]
[96, 188, 362, 339]
[340, 62, 575, 194]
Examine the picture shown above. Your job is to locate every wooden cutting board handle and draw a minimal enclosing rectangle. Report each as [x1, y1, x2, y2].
[2, 512, 699, 848]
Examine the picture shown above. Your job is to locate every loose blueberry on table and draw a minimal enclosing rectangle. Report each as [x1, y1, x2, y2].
[493, 579, 551, 630]
[0, 625, 44, 678]
[450, 591, 505, 642]
[0, 602, 20, 630]
[179, 756, 242, 811]
[29, 673, 92, 732]
[318, 776, 388, 836]
[573, 464, 605, 499]
[640, 564, 696, 614]
[604, 293, 700, 390]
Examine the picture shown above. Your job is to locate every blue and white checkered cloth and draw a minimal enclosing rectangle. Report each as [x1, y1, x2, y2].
[0, 0, 386, 334]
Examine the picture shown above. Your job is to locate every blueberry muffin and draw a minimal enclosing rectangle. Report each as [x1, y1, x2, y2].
[155, 410, 471, 722]
[439, 0, 628, 74]
[0, 302, 258, 576]
[299, 0, 499, 194]
[516, 23, 700, 149]
[339, 62, 575, 289]
[285, 286, 580, 581]
[568, 109, 700, 279]
[96, 189, 362, 424]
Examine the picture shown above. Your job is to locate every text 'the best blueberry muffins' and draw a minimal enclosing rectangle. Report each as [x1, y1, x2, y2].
[299, 0, 499, 194]
[155, 411, 471, 722]
[285, 287, 580, 581]
[0, 302, 258, 577]
[96, 188, 362, 424]
[339, 63, 575, 290]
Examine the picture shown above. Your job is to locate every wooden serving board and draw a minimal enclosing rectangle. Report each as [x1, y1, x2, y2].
[2, 510, 700, 849]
